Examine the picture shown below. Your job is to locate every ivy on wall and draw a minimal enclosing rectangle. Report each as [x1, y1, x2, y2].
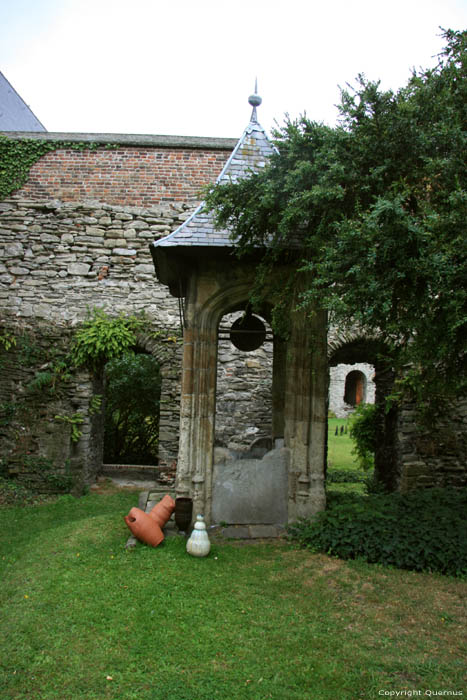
[0, 134, 117, 200]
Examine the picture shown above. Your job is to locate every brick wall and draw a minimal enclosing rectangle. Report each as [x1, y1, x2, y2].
[17, 146, 232, 207]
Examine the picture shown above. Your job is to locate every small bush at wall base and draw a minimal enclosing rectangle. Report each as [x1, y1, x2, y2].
[327, 468, 367, 484]
[287, 488, 467, 577]
[0, 476, 54, 506]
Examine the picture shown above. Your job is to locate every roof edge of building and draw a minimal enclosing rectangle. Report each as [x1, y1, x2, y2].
[0, 131, 238, 150]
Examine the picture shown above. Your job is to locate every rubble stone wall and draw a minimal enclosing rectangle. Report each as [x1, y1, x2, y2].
[0, 133, 465, 493]
[0, 134, 234, 489]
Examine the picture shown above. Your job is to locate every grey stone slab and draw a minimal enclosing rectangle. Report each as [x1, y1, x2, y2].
[212, 447, 289, 525]
[138, 491, 149, 509]
[248, 525, 283, 539]
[221, 526, 250, 539]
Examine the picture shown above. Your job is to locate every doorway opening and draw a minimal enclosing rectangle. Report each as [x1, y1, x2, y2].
[215, 310, 273, 454]
[103, 352, 162, 467]
[344, 369, 367, 407]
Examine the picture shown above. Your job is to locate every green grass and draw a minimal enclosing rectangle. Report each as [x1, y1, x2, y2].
[1, 489, 466, 699]
[327, 418, 356, 471]
[327, 417, 367, 496]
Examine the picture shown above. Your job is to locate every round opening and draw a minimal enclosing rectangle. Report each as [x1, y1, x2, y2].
[230, 314, 266, 351]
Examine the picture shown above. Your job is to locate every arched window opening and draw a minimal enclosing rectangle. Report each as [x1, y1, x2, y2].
[216, 310, 273, 454]
[103, 352, 162, 466]
[344, 370, 366, 406]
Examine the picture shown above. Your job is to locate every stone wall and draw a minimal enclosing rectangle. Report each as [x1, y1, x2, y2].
[216, 313, 273, 452]
[0, 321, 97, 493]
[397, 400, 467, 491]
[0, 132, 465, 494]
[0, 133, 276, 490]
[328, 362, 375, 418]
[0, 196, 190, 324]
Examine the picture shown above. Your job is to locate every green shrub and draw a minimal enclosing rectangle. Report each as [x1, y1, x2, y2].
[70, 308, 144, 370]
[327, 468, 367, 484]
[104, 352, 162, 465]
[349, 403, 378, 470]
[287, 488, 467, 577]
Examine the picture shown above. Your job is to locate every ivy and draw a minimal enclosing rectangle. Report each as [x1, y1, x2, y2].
[288, 488, 467, 577]
[0, 330, 16, 351]
[54, 413, 84, 443]
[0, 134, 118, 200]
[28, 361, 72, 396]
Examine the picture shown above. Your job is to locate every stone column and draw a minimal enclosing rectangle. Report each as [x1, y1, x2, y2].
[374, 364, 399, 491]
[175, 313, 218, 524]
[272, 336, 286, 442]
[284, 306, 327, 521]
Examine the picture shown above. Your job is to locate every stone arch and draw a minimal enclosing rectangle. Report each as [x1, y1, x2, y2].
[190, 277, 274, 331]
[328, 330, 399, 491]
[328, 330, 387, 367]
[175, 261, 327, 524]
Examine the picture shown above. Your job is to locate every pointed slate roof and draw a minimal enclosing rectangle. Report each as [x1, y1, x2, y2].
[152, 99, 275, 251]
[0, 72, 46, 132]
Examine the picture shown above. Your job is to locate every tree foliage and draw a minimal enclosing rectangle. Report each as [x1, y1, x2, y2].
[349, 403, 378, 471]
[104, 352, 162, 465]
[205, 29, 467, 405]
[70, 308, 144, 371]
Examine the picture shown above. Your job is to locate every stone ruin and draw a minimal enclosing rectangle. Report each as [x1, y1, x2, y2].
[0, 103, 465, 519]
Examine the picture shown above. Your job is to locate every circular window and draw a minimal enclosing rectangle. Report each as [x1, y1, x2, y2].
[230, 313, 266, 352]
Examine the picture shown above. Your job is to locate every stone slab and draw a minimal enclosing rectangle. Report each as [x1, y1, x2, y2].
[220, 526, 251, 539]
[248, 525, 285, 539]
[212, 447, 289, 525]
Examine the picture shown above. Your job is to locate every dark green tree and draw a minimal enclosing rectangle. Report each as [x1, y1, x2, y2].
[206, 29, 467, 408]
[103, 352, 162, 465]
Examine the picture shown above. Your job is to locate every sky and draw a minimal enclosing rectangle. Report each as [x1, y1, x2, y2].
[1, 0, 466, 139]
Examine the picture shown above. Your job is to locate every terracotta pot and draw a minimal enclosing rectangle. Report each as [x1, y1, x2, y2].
[124, 507, 164, 547]
[175, 497, 193, 532]
[148, 494, 175, 528]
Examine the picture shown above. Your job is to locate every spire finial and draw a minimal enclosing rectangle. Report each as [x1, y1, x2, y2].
[248, 78, 262, 123]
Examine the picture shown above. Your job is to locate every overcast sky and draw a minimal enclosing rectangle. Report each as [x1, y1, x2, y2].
[2, 0, 466, 139]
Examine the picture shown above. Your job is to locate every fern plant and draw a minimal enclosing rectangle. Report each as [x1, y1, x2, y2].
[70, 308, 144, 370]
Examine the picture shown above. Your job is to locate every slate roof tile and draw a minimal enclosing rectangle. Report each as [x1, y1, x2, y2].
[152, 111, 275, 250]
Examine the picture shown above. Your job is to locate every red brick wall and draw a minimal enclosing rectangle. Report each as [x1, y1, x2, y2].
[17, 146, 231, 206]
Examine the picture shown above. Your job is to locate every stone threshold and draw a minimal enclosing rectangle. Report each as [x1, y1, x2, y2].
[209, 524, 287, 540]
[125, 489, 287, 548]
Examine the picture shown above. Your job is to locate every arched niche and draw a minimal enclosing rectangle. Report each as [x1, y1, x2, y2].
[344, 369, 367, 406]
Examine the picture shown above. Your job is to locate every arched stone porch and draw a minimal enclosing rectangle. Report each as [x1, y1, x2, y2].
[168, 259, 327, 525]
[151, 95, 328, 525]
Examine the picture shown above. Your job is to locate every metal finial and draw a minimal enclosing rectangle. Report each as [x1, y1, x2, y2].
[248, 78, 262, 122]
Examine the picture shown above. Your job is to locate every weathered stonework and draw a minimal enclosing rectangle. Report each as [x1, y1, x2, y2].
[328, 362, 375, 418]
[0, 130, 465, 500]
[0, 134, 281, 492]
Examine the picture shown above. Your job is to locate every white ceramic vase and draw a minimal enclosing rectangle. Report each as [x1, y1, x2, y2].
[186, 515, 211, 557]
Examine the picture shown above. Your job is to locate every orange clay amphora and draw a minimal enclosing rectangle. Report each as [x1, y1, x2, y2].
[124, 507, 164, 547]
[148, 494, 175, 528]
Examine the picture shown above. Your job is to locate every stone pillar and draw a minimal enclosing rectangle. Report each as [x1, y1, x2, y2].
[285, 306, 327, 521]
[374, 364, 399, 491]
[272, 336, 287, 442]
[175, 314, 218, 524]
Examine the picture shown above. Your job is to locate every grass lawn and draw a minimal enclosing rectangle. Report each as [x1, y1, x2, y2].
[1, 485, 466, 699]
[327, 417, 357, 471]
